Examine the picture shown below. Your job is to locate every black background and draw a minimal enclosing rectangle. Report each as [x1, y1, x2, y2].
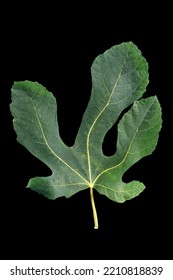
[0, 4, 172, 260]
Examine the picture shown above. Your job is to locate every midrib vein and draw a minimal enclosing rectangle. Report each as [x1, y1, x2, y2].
[33, 104, 89, 185]
[87, 52, 129, 185]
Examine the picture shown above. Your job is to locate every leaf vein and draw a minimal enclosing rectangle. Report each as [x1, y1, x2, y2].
[32, 102, 89, 185]
[95, 184, 135, 193]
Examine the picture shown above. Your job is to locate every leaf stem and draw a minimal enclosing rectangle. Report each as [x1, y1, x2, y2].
[90, 186, 99, 229]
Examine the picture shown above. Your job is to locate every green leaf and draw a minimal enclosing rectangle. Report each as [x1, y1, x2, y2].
[10, 42, 162, 229]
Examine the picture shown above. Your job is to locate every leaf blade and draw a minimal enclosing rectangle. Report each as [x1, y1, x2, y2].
[10, 81, 89, 199]
[94, 96, 162, 202]
[10, 42, 162, 228]
[74, 42, 149, 181]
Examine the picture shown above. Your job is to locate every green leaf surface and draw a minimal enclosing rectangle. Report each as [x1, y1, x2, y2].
[10, 42, 162, 228]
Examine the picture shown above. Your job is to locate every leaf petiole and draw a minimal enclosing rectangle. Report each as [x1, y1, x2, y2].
[90, 186, 98, 229]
